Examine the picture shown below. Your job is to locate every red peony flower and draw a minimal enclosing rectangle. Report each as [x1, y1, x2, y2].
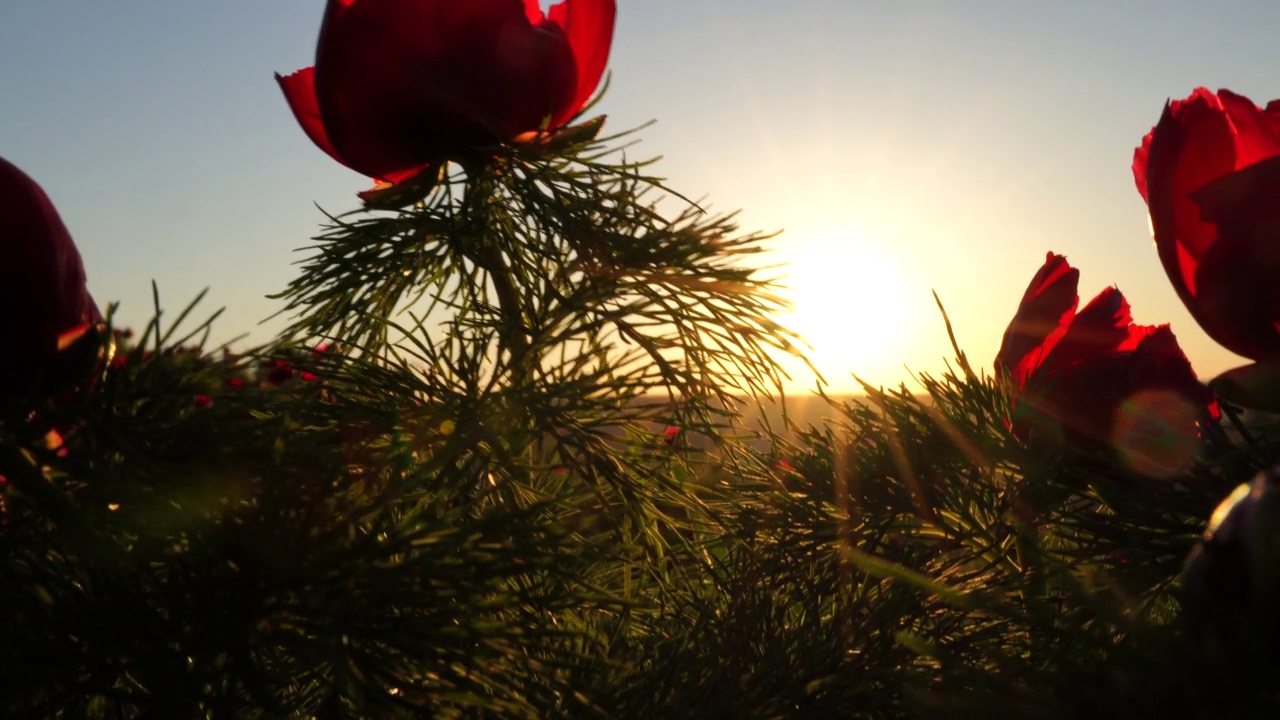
[277, 0, 617, 183]
[0, 157, 101, 397]
[264, 359, 295, 387]
[996, 253, 1214, 472]
[1134, 88, 1280, 363]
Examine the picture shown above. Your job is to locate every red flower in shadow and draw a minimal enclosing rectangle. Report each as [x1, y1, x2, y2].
[996, 253, 1215, 472]
[0, 157, 100, 397]
[277, 0, 617, 183]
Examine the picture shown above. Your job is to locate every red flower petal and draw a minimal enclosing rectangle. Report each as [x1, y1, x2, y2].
[1127, 326, 1209, 396]
[995, 252, 1079, 386]
[275, 67, 346, 168]
[1145, 90, 1236, 297]
[523, 0, 545, 23]
[1188, 218, 1280, 360]
[1028, 353, 1127, 443]
[1043, 287, 1136, 372]
[545, 0, 617, 126]
[1218, 90, 1280, 170]
[1133, 134, 1153, 203]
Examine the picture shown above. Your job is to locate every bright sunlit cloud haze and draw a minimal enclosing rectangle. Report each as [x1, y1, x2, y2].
[3, 1, 1279, 394]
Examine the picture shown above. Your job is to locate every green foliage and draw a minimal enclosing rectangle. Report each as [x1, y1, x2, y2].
[5, 120, 1280, 718]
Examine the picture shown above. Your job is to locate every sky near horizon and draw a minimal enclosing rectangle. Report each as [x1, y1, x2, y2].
[2, 1, 1278, 394]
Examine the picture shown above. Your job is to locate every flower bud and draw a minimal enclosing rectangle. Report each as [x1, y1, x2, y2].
[1183, 468, 1280, 650]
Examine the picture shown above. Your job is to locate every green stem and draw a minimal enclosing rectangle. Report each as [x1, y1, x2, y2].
[460, 172, 533, 387]
[473, 243, 529, 364]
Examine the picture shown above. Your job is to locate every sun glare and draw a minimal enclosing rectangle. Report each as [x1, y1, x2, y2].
[774, 228, 921, 393]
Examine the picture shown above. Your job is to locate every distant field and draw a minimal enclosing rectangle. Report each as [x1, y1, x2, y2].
[734, 393, 860, 435]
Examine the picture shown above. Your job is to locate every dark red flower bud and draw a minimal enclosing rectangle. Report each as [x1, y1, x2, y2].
[1182, 468, 1280, 649]
[1134, 88, 1280, 363]
[264, 360, 294, 387]
[193, 394, 213, 409]
[277, 0, 617, 184]
[0, 157, 100, 398]
[996, 253, 1214, 475]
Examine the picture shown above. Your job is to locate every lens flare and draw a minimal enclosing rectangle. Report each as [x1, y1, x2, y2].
[1111, 389, 1199, 478]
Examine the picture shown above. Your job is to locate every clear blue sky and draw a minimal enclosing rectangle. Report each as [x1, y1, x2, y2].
[3, 1, 1278, 392]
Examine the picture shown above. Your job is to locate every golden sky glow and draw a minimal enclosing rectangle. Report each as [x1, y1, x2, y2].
[769, 223, 938, 394]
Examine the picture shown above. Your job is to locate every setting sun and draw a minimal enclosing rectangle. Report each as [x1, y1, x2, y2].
[772, 226, 930, 393]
